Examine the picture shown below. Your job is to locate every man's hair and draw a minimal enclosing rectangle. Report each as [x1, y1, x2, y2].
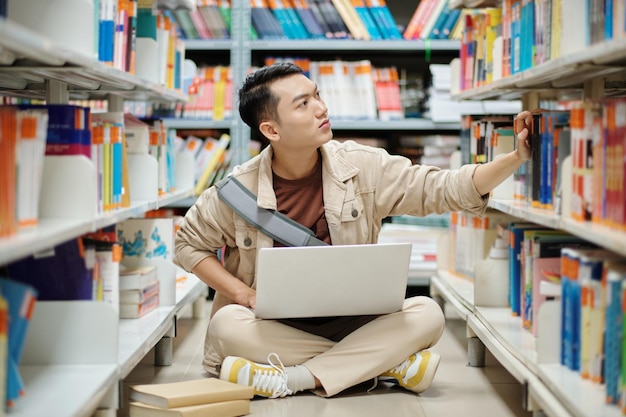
[238, 62, 304, 139]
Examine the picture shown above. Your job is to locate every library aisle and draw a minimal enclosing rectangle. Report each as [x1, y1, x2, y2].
[121, 299, 531, 417]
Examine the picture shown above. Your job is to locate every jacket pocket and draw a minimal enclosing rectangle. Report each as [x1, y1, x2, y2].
[234, 225, 258, 279]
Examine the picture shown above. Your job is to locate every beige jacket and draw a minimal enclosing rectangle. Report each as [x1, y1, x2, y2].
[174, 139, 488, 374]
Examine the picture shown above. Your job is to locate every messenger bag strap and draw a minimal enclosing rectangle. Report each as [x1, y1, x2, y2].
[215, 176, 328, 247]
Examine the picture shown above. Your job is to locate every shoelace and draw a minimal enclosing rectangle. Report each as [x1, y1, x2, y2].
[250, 352, 293, 398]
[387, 356, 412, 378]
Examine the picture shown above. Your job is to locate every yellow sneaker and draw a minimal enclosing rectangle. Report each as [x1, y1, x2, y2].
[379, 350, 440, 393]
[219, 353, 293, 398]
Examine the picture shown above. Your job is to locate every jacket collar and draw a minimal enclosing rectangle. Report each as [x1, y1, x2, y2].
[256, 141, 360, 209]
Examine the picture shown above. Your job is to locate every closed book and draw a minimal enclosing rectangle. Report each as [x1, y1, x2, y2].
[129, 399, 250, 417]
[120, 293, 159, 318]
[119, 265, 158, 290]
[129, 378, 253, 409]
[120, 279, 160, 304]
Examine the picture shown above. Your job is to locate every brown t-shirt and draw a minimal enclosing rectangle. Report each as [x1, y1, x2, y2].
[272, 154, 331, 246]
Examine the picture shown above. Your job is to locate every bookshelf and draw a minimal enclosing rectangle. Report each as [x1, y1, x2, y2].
[174, 0, 463, 168]
[0, 9, 209, 417]
[434, 3, 626, 416]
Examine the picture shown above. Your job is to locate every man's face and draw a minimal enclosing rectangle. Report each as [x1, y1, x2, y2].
[265, 73, 333, 150]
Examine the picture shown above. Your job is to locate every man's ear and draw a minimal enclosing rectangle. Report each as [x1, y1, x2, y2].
[259, 121, 280, 143]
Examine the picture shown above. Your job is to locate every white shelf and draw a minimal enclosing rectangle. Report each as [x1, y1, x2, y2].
[13, 365, 118, 417]
[118, 273, 206, 378]
[249, 39, 460, 51]
[0, 188, 193, 266]
[330, 119, 460, 131]
[161, 117, 460, 131]
[432, 270, 623, 417]
[488, 199, 626, 257]
[452, 38, 626, 101]
[0, 18, 186, 103]
[162, 118, 233, 130]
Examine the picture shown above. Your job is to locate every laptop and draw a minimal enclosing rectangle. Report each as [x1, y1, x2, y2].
[254, 243, 412, 319]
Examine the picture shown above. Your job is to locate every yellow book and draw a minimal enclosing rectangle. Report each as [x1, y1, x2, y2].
[330, 0, 370, 40]
[550, 0, 561, 59]
[129, 378, 253, 409]
[194, 133, 231, 195]
[484, 8, 501, 84]
[212, 66, 227, 121]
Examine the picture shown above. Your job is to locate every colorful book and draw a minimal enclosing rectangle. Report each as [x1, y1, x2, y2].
[120, 293, 159, 318]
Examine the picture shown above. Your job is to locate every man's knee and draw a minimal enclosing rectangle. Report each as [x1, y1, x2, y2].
[405, 296, 446, 341]
[208, 304, 253, 343]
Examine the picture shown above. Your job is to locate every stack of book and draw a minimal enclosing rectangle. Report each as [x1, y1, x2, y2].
[128, 377, 254, 417]
[119, 265, 159, 319]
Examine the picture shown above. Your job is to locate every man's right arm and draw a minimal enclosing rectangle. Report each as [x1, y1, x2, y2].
[191, 256, 256, 309]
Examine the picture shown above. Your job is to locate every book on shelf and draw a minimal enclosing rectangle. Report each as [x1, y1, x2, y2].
[602, 263, 626, 404]
[194, 133, 231, 195]
[0, 278, 37, 409]
[351, 0, 382, 40]
[0, 107, 18, 238]
[330, 0, 369, 40]
[119, 265, 158, 291]
[120, 279, 160, 304]
[313, 0, 350, 38]
[7, 238, 95, 301]
[251, 0, 286, 39]
[84, 238, 123, 311]
[129, 399, 250, 417]
[120, 292, 159, 319]
[129, 377, 254, 409]
[292, 0, 327, 38]
[363, 0, 401, 39]
[15, 109, 48, 230]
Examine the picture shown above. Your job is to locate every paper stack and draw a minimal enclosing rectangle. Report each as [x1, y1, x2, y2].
[128, 377, 254, 417]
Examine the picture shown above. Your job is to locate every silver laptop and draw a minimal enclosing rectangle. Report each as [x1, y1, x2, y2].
[254, 243, 412, 319]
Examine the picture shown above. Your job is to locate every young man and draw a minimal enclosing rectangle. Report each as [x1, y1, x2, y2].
[174, 62, 532, 399]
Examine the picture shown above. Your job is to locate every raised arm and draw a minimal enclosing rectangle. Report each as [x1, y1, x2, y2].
[471, 111, 533, 196]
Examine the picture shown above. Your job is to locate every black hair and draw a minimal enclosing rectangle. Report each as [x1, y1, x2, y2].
[238, 62, 304, 140]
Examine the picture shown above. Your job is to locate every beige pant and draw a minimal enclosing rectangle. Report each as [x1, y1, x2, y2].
[208, 296, 445, 397]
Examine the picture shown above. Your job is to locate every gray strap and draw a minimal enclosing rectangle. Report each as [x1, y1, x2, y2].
[216, 176, 328, 247]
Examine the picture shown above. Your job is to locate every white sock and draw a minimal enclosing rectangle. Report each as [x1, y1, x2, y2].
[285, 365, 316, 393]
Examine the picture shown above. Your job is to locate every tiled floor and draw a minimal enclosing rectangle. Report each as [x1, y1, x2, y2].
[121, 297, 532, 417]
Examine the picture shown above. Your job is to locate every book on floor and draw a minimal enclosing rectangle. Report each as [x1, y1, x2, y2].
[129, 399, 250, 417]
[129, 377, 254, 409]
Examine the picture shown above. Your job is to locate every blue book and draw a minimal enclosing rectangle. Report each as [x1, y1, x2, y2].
[508, 223, 545, 316]
[540, 111, 570, 208]
[0, 278, 37, 408]
[438, 8, 461, 39]
[284, 6, 309, 39]
[354, 5, 382, 40]
[604, 267, 624, 403]
[366, 1, 401, 39]
[427, 2, 451, 40]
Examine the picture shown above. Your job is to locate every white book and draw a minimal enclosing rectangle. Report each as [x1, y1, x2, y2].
[120, 280, 160, 304]
[16, 109, 48, 228]
[559, 0, 587, 57]
[119, 265, 158, 291]
[351, 60, 378, 120]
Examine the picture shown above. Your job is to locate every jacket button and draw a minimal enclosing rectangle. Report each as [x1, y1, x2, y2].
[351, 209, 358, 218]
[244, 237, 252, 246]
